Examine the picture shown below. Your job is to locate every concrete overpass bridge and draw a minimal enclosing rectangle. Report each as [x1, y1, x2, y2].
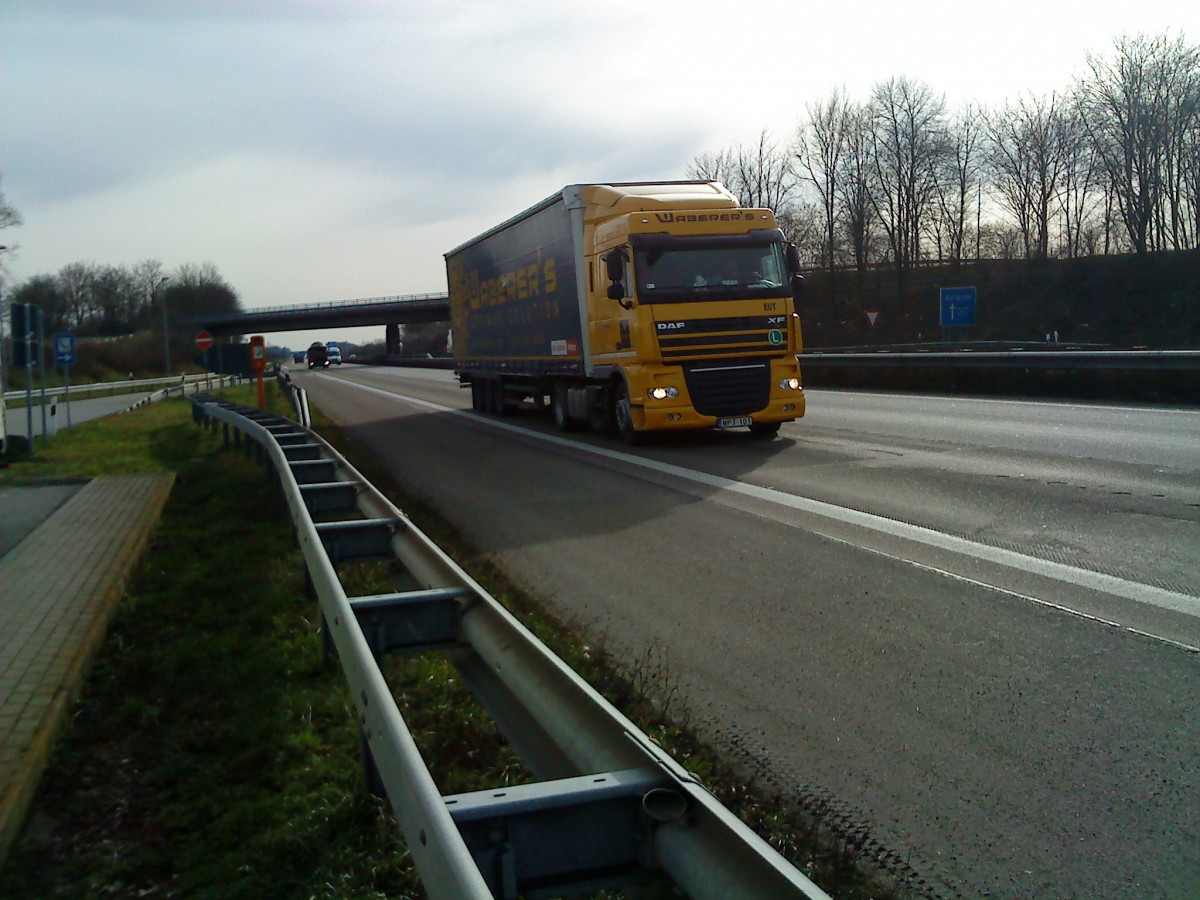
[189, 292, 449, 355]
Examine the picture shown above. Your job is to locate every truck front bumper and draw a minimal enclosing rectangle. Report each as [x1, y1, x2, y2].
[637, 394, 804, 431]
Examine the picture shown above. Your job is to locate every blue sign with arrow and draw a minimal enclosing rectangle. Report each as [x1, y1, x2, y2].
[54, 332, 76, 366]
[940, 287, 977, 327]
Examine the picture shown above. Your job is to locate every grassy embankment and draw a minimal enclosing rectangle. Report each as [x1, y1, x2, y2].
[0, 384, 906, 899]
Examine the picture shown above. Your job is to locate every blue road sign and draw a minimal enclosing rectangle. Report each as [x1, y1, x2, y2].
[940, 286, 977, 327]
[54, 332, 76, 366]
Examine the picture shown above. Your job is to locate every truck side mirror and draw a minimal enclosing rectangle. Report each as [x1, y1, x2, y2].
[604, 248, 633, 308]
[790, 274, 805, 300]
[604, 248, 626, 283]
[785, 242, 801, 273]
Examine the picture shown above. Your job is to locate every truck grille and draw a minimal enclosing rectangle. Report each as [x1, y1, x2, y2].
[683, 359, 771, 417]
[655, 315, 787, 360]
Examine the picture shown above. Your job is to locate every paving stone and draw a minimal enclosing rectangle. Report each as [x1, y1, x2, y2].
[0, 473, 174, 864]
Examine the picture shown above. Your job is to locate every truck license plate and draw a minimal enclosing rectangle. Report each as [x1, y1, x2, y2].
[717, 416, 753, 429]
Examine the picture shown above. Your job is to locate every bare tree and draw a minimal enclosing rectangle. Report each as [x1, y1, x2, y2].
[1079, 32, 1200, 252]
[167, 261, 241, 329]
[735, 130, 797, 212]
[836, 104, 878, 272]
[92, 265, 139, 336]
[11, 275, 65, 332]
[58, 262, 97, 332]
[1056, 100, 1103, 257]
[867, 77, 947, 281]
[130, 259, 168, 328]
[932, 104, 985, 263]
[688, 131, 796, 214]
[0, 179, 20, 235]
[778, 200, 825, 267]
[795, 89, 852, 276]
[687, 147, 738, 188]
[987, 93, 1071, 258]
[1183, 110, 1200, 246]
[978, 222, 1024, 259]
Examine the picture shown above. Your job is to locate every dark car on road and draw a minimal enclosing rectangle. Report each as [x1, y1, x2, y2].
[307, 342, 329, 368]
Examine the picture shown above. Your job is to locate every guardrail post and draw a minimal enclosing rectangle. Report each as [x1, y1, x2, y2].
[360, 731, 386, 800]
[222, 421, 230, 448]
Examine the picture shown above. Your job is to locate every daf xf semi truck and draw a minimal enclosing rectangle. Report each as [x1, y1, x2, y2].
[445, 181, 805, 441]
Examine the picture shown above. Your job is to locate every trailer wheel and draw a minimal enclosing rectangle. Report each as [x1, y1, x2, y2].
[612, 380, 641, 445]
[470, 379, 484, 411]
[552, 382, 575, 432]
[493, 379, 512, 416]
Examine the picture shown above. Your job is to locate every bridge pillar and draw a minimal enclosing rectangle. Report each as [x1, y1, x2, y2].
[386, 324, 402, 357]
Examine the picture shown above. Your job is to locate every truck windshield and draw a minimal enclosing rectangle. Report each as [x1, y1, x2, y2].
[633, 237, 791, 303]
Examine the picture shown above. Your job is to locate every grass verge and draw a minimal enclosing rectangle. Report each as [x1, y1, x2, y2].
[0, 384, 912, 899]
[0, 387, 416, 899]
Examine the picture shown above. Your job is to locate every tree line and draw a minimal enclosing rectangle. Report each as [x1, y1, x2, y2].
[689, 31, 1199, 283]
[8, 259, 241, 339]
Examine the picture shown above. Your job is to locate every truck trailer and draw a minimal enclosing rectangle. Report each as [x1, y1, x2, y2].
[445, 181, 805, 441]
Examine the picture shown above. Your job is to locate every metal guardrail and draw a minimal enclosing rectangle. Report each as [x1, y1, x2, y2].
[190, 393, 830, 900]
[355, 348, 1200, 375]
[3, 373, 221, 404]
[273, 369, 310, 428]
[124, 374, 242, 410]
[798, 348, 1200, 401]
[800, 348, 1200, 371]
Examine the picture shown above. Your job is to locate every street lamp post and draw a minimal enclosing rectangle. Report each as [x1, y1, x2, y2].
[157, 276, 171, 375]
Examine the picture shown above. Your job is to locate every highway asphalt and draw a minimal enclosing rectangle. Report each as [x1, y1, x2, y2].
[295, 366, 1200, 899]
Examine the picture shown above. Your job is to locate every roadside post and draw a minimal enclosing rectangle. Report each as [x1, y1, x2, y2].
[249, 335, 267, 409]
[37, 310, 48, 438]
[54, 332, 76, 427]
[10, 303, 39, 454]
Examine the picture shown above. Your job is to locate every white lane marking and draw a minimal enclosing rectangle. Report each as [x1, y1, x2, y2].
[319, 374, 1200, 623]
[831, 535, 1200, 654]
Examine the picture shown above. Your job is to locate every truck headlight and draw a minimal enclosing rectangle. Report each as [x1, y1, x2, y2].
[648, 386, 679, 400]
[779, 377, 801, 390]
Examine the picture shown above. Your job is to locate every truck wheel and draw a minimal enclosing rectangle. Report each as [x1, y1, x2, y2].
[612, 380, 641, 445]
[493, 379, 512, 416]
[552, 382, 575, 432]
[749, 422, 781, 439]
[478, 378, 494, 413]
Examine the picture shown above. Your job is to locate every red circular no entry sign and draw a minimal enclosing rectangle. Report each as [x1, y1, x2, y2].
[195, 330, 214, 350]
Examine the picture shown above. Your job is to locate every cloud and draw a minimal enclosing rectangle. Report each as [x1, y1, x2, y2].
[3, 0, 1192, 342]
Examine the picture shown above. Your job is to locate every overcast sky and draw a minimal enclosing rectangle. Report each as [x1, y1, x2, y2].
[1, 0, 1192, 349]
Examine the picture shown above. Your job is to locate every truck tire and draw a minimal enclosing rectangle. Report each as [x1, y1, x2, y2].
[493, 379, 512, 416]
[749, 421, 781, 439]
[470, 379, 484, 411]
[612, 380, 641, 445]
[552, 382, 575, 432]
[478, 377, 495, 413]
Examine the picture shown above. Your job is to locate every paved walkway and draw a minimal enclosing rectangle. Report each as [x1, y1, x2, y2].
[0, 474, 175, 865]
